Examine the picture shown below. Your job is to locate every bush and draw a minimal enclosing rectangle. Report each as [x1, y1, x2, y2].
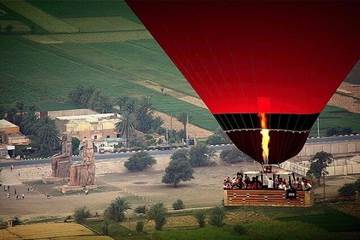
[338, 178, 360, 196]
[124, 152, 156, 172]
[209, 206, 225, 227]
[73, 207, 90, 223]
[134, 205, 147, 214]
[12, 216, 21, 226]
[194, 210, 206, 228]
[147, 202, 167, 230]
[101, 220, 109, 235]
[104, 197, 130, 222]
[172, 199, 185, 210]
[233, 224, 246, 235]
[136, 221, 144, 233]
[189, 144, 214, 167]
[220, 147, 250, 163]
[206, 134, 227, 145]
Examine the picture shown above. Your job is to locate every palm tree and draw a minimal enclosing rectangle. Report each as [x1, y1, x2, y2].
[35, 117, 60, 156]
[116, 111, 135, 148]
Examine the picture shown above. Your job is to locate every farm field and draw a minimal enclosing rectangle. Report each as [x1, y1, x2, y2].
[0, 222, 113, 240]
[83, 203, 360, 240]
[0, 0, 359, 135]
[0, 36, 218, 131]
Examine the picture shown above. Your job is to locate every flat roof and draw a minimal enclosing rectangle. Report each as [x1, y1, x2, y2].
[0, 119, 18, 129]
[56, 113, 119, 121]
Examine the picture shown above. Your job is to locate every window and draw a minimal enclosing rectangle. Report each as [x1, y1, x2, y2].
[107, 135, 110, 138]
[94, 135, 97, 140]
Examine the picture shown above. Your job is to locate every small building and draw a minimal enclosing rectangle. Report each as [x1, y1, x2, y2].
[0, 119, 31, 158]
[55, 113, 122, 141]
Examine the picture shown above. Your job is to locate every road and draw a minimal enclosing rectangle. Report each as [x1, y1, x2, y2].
[0, 134, 359, 168]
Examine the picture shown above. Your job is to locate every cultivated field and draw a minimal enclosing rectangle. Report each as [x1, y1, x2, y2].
[2, 0, 78, 33]
[0, 222, 113, 240]
[0, 0, 359, 135]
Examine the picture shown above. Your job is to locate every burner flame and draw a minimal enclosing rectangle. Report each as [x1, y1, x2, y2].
[259, 113, 270, 163]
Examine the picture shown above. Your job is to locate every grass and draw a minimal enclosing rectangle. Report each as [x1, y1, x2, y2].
[27, 0, 140, 22]
[310, 105, 360, 136]
[0, 36, 218, 131]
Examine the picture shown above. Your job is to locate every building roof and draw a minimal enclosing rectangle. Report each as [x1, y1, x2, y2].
[56, 113, 120, 122]
[0, 119, 18, 129]
[41, 108, 97, 119]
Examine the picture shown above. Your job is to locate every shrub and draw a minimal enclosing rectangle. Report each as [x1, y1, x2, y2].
[134, 205, 147, 214]
[338, 178, 360, 196]
[220, 147, 250, 163]
[194, 210, 206, 228]
[124, 152, 156, 172]
[209, 206, 225, 227]
[101, 220, 109, 235]
[10, 216, 21, 226]
[73, 207, 90, 223]
[147, 202, 167, 230]
[172, 199, 185, 210]
[136, 221, 144, 233]
[104, 197, 130, 222]
[206, 134, 227, 145]
[189, 144, 214, 167]
[233, 224, 246, 235]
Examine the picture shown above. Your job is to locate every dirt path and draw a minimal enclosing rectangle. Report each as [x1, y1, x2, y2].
[153, 111, 213, 138]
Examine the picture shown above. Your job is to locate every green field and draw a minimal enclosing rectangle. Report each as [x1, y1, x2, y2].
[27, 0, 140, 22]
[0, 36, 217, 131]
[0, 0, 359, 135]
[83, 203, 360, 240]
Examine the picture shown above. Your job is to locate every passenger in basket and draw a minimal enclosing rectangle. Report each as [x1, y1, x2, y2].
[267, 177, 274, 189]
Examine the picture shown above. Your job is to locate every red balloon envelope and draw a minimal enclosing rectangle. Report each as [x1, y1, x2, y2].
[126, 0, 360, 165]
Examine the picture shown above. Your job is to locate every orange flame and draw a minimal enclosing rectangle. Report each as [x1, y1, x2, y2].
[259, 113, 270, 163]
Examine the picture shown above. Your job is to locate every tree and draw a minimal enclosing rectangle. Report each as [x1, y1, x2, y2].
[194, 210, 206, 228]
[35, 117, 60, 157]
[147, 202, 167, 231]
[5, 24, 13, 33]
[209, 206, 225, 227]
[338, 178, 360, 197]
[162, 149, 194, 187]
[177, 112, 188, 140]
[104, 197, 130, 222]
[73, 207, 90, 223]
[307, 151, 333, 184]
[220, 147, 250, 163]
[116, 111, 135, 148]
[124, 152, 156, 171]
[172, 199, 185, 210]
[189, 144, 214, 167]
[136, 221, 144, 233]
[72, 137, 80, 155]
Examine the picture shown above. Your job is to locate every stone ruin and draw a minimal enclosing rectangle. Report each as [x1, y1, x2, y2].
[51, 134, 72, 178]
[68, 139, 96, 187]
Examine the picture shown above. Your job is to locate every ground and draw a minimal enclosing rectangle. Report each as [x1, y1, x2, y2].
[1, 153, 359, 219]
[0, 153, 256, 218]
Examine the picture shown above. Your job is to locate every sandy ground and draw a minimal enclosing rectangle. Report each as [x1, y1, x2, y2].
[1, 153, 357, 220]
[153, 111, 213, 138]
[0, 154, 258, 219]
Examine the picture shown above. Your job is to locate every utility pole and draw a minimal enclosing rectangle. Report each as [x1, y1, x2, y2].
[317, 117, 320, 138]
[186, 112, 189, 142]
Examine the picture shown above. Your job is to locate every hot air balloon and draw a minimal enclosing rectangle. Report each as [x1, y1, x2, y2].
[126, 0, 360, 165]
